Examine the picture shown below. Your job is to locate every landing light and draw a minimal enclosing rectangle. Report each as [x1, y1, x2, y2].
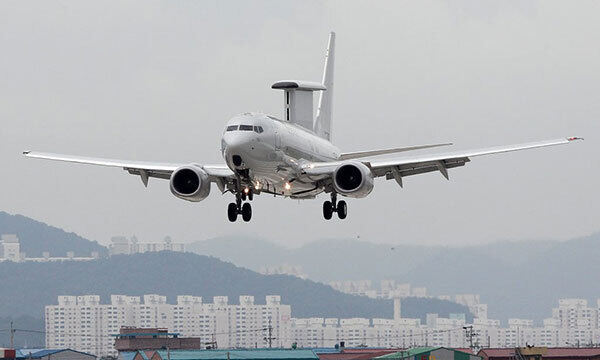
[254, 181, 261, 190]
[243, 187, 250, 194]
[284, 182, 291, 190]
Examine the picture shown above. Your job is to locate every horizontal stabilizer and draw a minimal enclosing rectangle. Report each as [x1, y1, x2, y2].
[339, 143, 453, 160]
[271, 81, 326, 91]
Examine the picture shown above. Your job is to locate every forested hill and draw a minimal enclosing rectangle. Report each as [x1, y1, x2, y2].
[0, 211, 108, 257]
[0, 251, 471, 321]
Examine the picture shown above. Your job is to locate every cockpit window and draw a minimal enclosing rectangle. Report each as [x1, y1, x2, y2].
[254, 126, 264, 133]
[239, 125, 253, 131]
[226, 125, 238, 131]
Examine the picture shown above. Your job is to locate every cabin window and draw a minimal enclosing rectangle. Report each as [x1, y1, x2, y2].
[254, 126, 264, 133]
[226, 125, 238, 131]
[239, 125, 253, 131]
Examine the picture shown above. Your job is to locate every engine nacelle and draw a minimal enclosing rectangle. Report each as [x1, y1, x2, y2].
[169, 165, 211, 202]
[333, 161, 374, 198]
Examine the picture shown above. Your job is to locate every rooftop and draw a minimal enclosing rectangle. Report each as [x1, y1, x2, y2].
[123, 349, 319, 360]
[377, 347, 478, 359]
[478, 348, 600, 358]
[15, 348, 95, 359]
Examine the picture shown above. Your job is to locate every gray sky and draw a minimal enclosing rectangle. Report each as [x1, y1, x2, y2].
[1, 0, 598, 248]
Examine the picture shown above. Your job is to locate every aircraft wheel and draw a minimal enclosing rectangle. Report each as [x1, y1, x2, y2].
[248, 191, 254, 201]
[241, 192, 247, 201]
[227, 203, 238, 222]
[323, 201, 333, 220]
[241, 202, 252, 222]
[337, 200, 347, 219]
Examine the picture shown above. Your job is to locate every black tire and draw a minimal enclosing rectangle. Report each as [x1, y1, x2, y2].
[337, 200, 347, 219]
[242, 202, 252, 222]
[323, 201, 333, 220]
[241, 192, 247, 201]
[227, 203, 238, 222]
[248, 191, 254, 201]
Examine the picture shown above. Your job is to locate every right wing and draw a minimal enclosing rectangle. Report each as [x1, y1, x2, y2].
[23, 151, 234, 186]
[304, 137, 583, 185]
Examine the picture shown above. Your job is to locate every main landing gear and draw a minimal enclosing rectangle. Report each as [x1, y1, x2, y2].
[323, 193, 347, 220]
[228, 189, 253, 222]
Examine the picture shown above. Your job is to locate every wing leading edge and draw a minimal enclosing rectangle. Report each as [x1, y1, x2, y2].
[22, 151, 234, 186]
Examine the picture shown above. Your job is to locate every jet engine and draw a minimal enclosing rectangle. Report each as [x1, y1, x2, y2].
[169, 165, 211, 202]
[333, 161, 374, 198]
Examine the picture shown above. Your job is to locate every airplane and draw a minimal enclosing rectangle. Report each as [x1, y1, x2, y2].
[24, 32, 582, 222]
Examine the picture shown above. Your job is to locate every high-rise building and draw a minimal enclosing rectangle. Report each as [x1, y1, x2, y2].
[46, 295, 600, 356]
[0, 234, 21, 262]
[109, 236, 185, 256]
[45, 294, 291, 356]
[552, 299, 598, 329]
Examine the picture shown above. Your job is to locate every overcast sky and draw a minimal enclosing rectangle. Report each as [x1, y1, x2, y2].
[1, 0, 598, 248]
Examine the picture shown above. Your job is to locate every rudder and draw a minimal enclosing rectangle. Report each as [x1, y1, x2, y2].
[315, 32, 335, 141]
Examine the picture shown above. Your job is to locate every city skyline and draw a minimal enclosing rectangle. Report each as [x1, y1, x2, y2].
[44, 294, 600, 356]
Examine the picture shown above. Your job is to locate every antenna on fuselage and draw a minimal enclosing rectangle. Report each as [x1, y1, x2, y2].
[271, 81, 325, 131]
[270, 32, 335, 139]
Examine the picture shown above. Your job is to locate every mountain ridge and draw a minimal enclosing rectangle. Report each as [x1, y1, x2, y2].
[188, 232, 600, 323]
[0, 211, 108, 257]
[2, 210, 596, 325]
[0, 251, 471, 322]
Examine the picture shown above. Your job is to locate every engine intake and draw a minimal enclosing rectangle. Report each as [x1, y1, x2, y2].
[333, 162, 374, 198]
[170, 165, 211, 202]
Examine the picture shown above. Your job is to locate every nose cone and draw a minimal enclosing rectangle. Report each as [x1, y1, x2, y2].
[222, 133, 253, 169]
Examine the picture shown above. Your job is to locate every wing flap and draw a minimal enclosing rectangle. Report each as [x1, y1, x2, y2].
[378, 158, 469, 178]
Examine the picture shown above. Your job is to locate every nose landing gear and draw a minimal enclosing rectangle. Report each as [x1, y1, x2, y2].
[323, 193, 347, 220]
[228, 188, 253, 222]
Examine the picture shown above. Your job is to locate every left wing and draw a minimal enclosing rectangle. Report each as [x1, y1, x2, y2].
[23, 151, 234, 186]
[304, 137, 583, 185]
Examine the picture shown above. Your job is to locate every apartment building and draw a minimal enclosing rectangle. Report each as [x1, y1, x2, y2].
[45, 294, 291, 356]
[109, 236, 184, 256]
[290, 299, 600, 350]
[46, 295, 600, 356]
[0, 234, 21, 262]
[552, 299, 599, 329]
[0, 234, 99, 262]
[472, 300, 600, 348]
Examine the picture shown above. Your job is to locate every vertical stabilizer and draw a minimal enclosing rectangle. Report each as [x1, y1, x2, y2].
[315, 32, 335, 140]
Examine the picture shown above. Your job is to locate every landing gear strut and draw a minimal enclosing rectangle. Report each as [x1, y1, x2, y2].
[228, 188, 253, 222]
[323, 193, 347, 220]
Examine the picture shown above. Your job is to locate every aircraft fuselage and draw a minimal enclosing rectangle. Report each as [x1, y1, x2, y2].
[221, 112, 339, 197]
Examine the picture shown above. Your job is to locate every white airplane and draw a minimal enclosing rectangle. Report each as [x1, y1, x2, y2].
[24, 32, 582, 222]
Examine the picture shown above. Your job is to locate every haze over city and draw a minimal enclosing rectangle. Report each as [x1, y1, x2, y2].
[1, 1, 598, 247]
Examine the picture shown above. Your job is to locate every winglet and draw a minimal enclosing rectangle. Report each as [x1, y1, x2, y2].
[567, 136, 584, 141]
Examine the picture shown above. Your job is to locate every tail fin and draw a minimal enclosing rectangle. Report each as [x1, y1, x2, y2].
[315, 32, 335, 140]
